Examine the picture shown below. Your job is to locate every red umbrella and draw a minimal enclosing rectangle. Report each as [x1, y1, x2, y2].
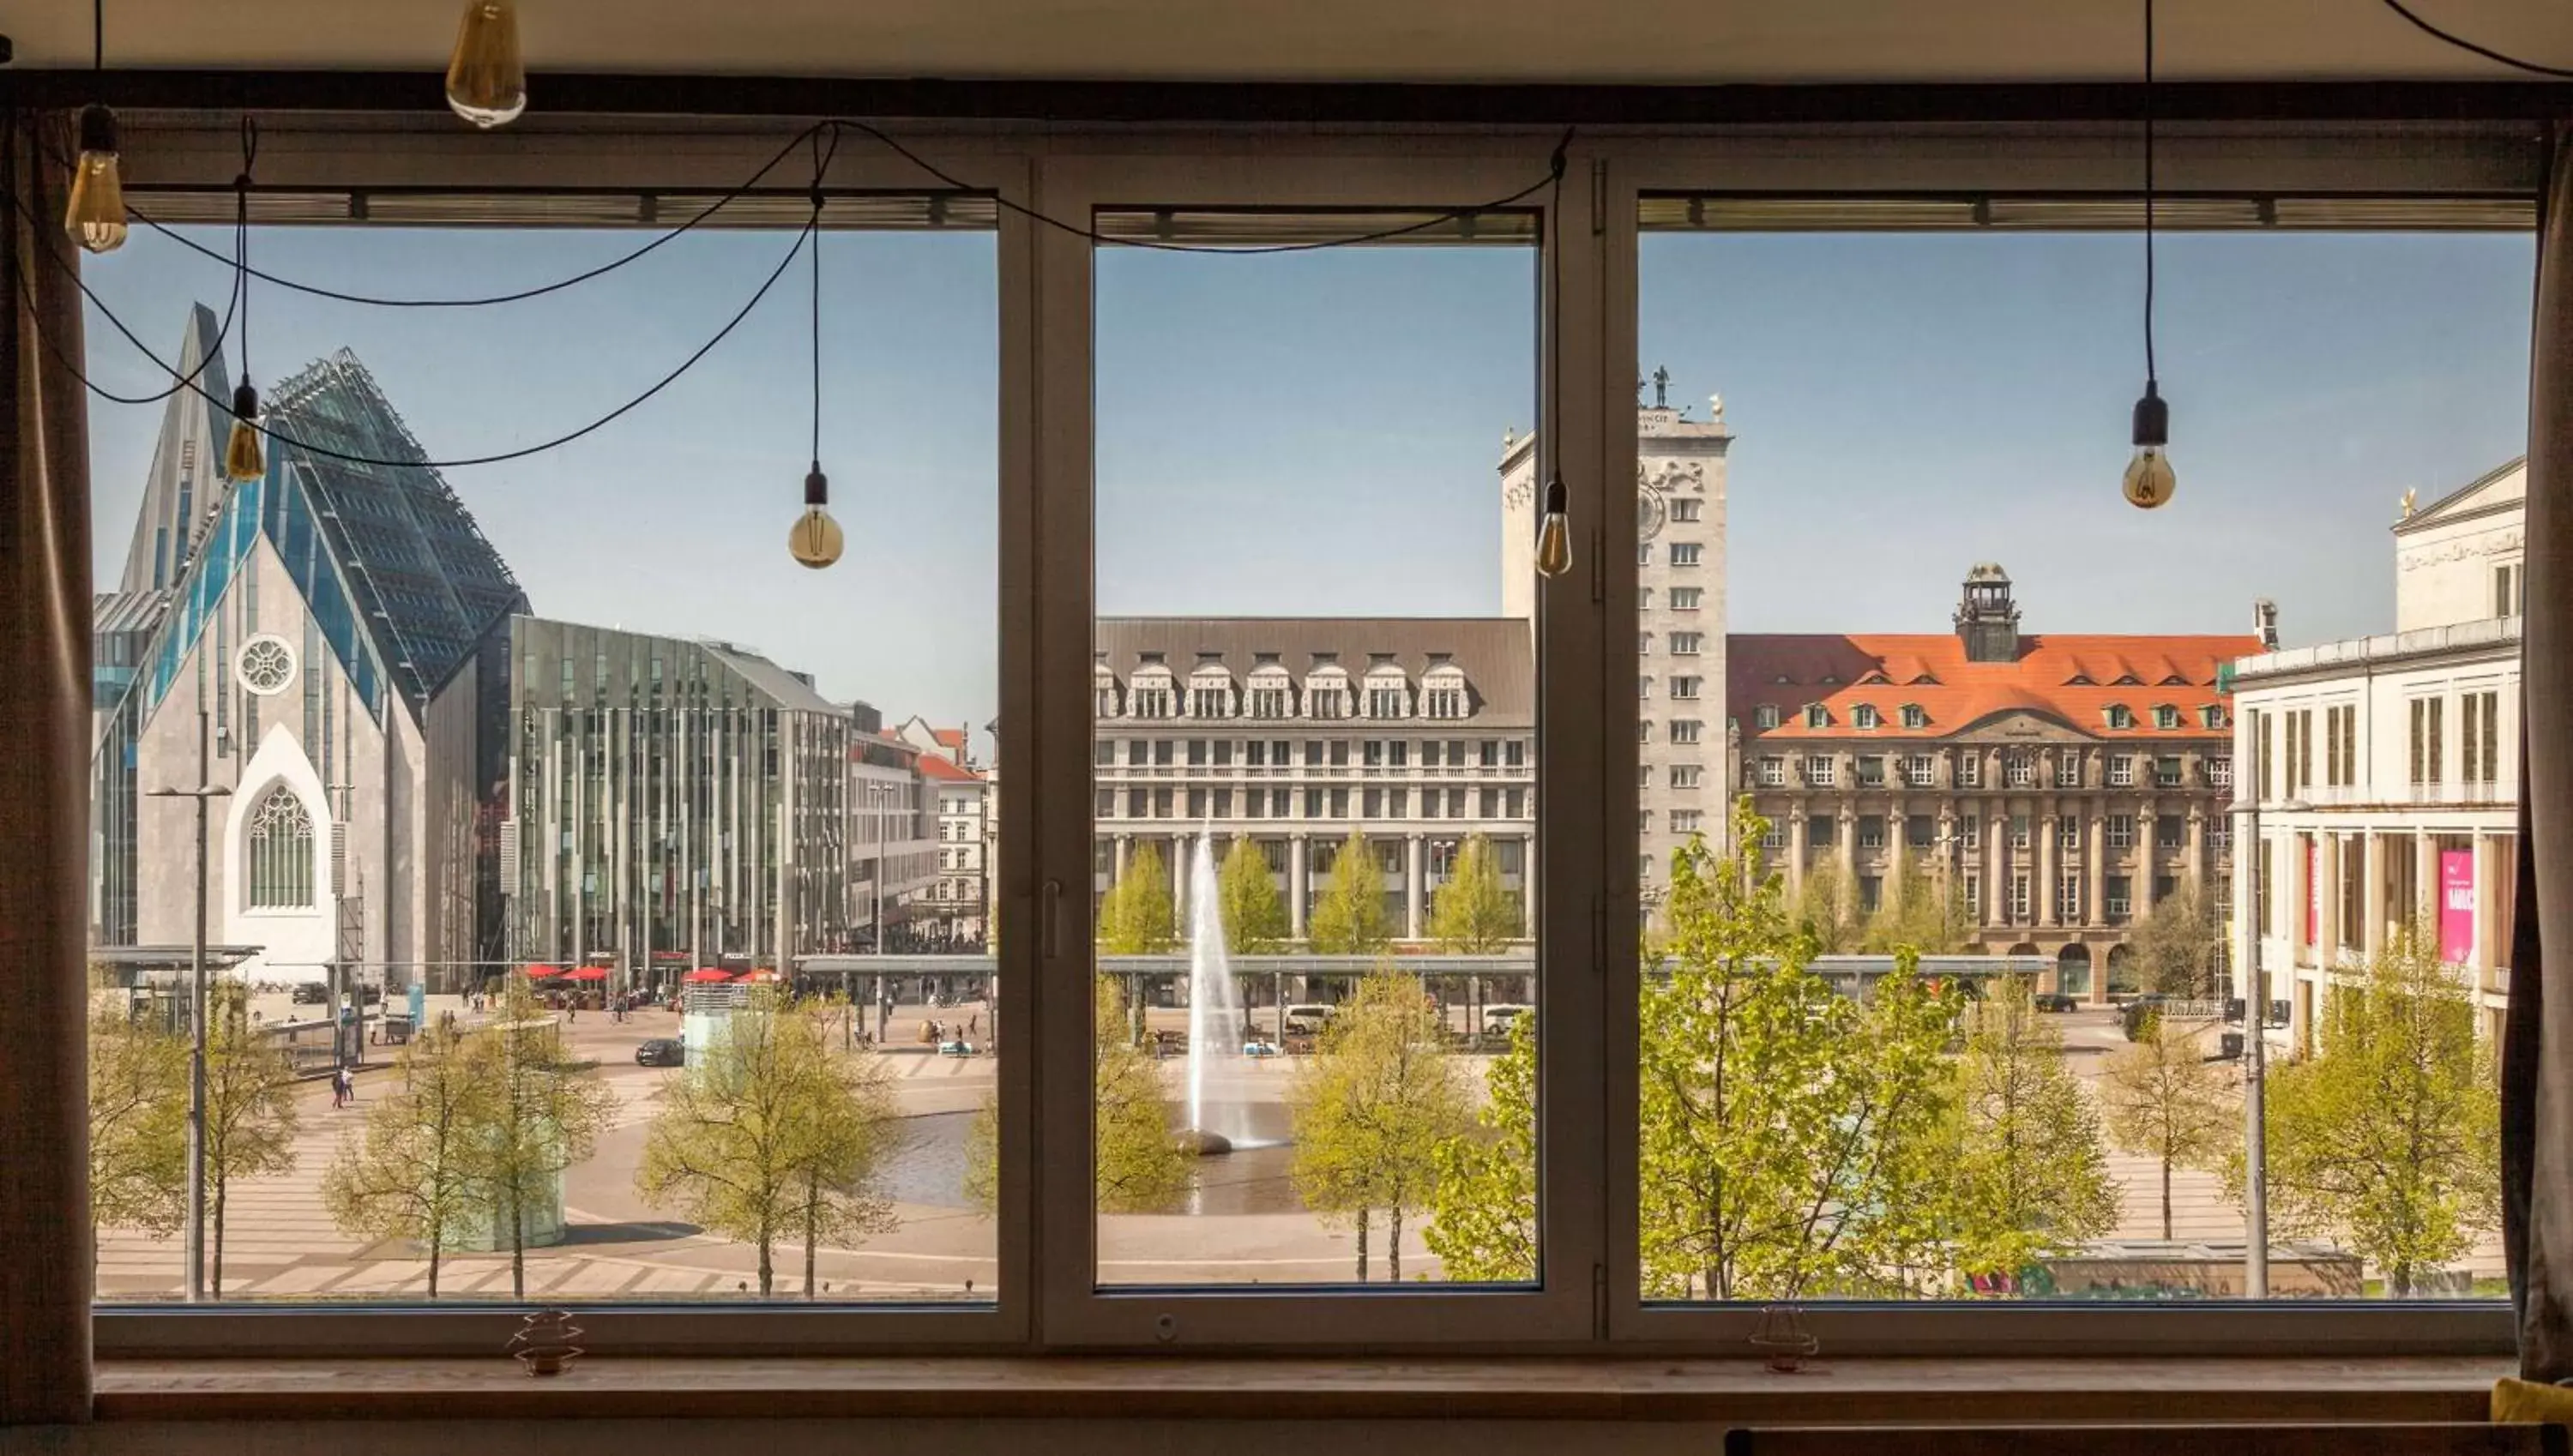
[684, 968, 733, 984]
[522, 964, 565, 980]
[563, 967, 609, 983]
[742, 968, 781, 984]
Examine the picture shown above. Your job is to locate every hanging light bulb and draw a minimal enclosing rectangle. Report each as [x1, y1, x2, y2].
[65, 103, 129, 254]
[2123, 382, 2174, 509]
[1534, 474, 1572, 580]
[446, 0, 527, 129]
[789, 464, 844, 569]
[223, 381, 265, 484]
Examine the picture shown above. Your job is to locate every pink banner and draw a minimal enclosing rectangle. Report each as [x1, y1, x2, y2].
[2440, 849, 2476, 965]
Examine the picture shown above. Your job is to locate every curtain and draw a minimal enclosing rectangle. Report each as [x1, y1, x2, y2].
[0, 107, 95, 1425]
[2507, 125, 2573, 1383]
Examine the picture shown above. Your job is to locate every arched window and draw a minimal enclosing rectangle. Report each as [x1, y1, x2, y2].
[246, 786, 316, 910]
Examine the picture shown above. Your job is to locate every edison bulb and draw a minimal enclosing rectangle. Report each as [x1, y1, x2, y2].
[1533, 475, 1572, 580]
[223, 382, 266, 484]
[2123, 446, 2176, 510]
[65, 105, 128, 254]
[446, 0, 528, 129]
[789, 507, 845, 569]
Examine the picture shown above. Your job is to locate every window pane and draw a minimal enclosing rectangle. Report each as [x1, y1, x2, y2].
[84, 218, 997, 1304]
[1094, 226, 1536, 1285]
[1638, 220, 2528, 1303]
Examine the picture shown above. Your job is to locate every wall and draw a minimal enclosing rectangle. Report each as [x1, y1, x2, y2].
[2394, 461, 2526, 634]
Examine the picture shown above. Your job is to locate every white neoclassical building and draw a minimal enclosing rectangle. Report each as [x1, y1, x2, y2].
[2228, 458, 2524, 1051]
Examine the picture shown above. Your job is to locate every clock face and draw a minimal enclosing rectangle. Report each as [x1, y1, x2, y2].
[1638, 483, 1669, 541]
[236, 634, 298, 696]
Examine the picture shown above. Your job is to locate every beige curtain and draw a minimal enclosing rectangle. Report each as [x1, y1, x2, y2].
[0, 107, 96, 1425]
[2507, 124, 2573, 1382]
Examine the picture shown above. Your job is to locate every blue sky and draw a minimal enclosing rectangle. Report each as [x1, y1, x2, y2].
[83, 221, 2532, 740]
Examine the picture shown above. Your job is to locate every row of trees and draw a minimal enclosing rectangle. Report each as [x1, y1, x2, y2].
[1097, 831, 1523, 956]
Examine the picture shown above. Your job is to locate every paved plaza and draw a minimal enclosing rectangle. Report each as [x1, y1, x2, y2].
[90, 998, 2499, 1303]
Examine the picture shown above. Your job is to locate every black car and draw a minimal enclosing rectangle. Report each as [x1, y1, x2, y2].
[291, 983, 328, 1005]
[2032, 992, 2079, 1013]
[636, 1038, 684, 1068]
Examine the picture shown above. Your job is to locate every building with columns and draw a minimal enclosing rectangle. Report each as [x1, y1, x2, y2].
[1093, 618, 1535, 942]
[1729, 565, 2257, 1000]
[2227, 458, 2523, 1052]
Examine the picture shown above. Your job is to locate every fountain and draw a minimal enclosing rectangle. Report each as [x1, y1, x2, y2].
[1182, 828, 1254, 1155]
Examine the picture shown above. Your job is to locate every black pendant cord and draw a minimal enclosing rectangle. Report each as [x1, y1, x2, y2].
[93, 0, 103, 72]
[1543, 139, 1567, 514]
[236, 116, 258, 394]
[2142, 0, 2156, 392]
[810, 129, 832, 472]
[2377, 0, 2573, 79]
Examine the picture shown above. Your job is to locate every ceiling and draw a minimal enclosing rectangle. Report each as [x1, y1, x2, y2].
[6, 0, 2570, 86]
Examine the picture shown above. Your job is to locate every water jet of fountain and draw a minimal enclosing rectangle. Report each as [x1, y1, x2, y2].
[1184, 827, 1251, 1153]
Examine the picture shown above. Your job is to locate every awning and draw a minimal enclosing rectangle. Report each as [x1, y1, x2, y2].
[683, 968, 733, 984]
[522, 964, 565, 979]
[563, 967, 609, 983]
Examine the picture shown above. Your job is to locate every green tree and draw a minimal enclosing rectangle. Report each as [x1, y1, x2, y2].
[1287, 966, 1472, 1280]
[1788, 857, 1861, 954]
[464, 979, 618, 1298]
[2098, 1012, 2238, 1239]
[1861, 861, 1970, 955]
[1425, 1008, 1535, 1281]
[2248, 928, 2499, 1296]
[1427, 832, 1522, 954]
[202, 996, 302, 1299]
[1094, 977, 1193, 1212]
[1099, 842, 1178, 954]
[2127, 884, 2226, 997]
[87, 1004, 187, 1242]
[636, 990, 905, 1297]
[320, 1023, 492, 1297]
[1946, 976, 2118, 1282]
[1217, 838, 1288, 955]
[1307, 830, 1392, 954]
[1639, 801, 1962, 1300]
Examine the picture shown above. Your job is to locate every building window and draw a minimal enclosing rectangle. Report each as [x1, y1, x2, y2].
[2498, 561, 2525, 618]
[1674, 809, 1704, 834]
[1859, 815, 1886, 849]
[1425, 687, 1466, 719]
[1192, 686, 1232, 718]
[1672, 498, 1703, 523]
[2209, 755, 2233, 790]
[2257, 710, 2275, 798]
[1670, 765, 1702, 790]
[2010, 873, 2033, 922]
[2210, 821, 2233, 851]
[1639, 632, 1653, 656]
[1250, 686, 1291, 719]
[2155, 756, 2182, 788]
[1906, 755, 1934, 786]
[2056, 755, 2082, 788]
[2109, 814, 2134, 849]
[2108, 755, 2136, 787]
[1804, 703, 1829, 729]
[1640, 677, 1654, 700]
[2464, 690, 2501, 785]
[2106, 875, 2132, 923]
[245, 785, 315, 910]
[1901, 704, 1927, 730]
[1956, 752, 1982, 788]
[2410, 696, 2445, 786]
[2011, 813, 2031, 848]
[1641, 719, 1655, 744]
[1669, 542, 1702, 567]
[1810, 815, 1836, 850]
[1670, 719, 1703, 745]
[1309, 686, 1347, 720]
[2058, 875, 2082, 923]
[1671, 677, 1702, 701]
[2005, 753, 2034, 788]
[2329, 703, 2357, 785]
[1758, 756, 1787, 786]
[2201, 704, 2226, 730]
[2155, 816, 2183, 850]
[1368, 685, 1407, 719]
[2106, 704, 2134, 730]
[1853, 704, 1881, 731]
[1672, 587, 1703, 611]
[1859, 875, 1883, 914]
[1856, 756, 1885, 788]
[1131, 686, 1173, 719]
[1755, 704, 1781, 730]
[1805, 755, 1835, 787]
[1906, 816, 1934, 849]
[1670, 631, 1703, 655]
[2154, 704, 2181, 730]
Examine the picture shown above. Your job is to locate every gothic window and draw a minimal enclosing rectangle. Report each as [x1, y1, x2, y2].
[246, 785, 316, 910]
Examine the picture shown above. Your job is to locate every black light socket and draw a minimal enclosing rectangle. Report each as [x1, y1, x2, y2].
[1540, 474, 1567, 518]
[232, 380, 259, 422]
[77, 101, 118, 157]
[804, 464, 829, 507]
[2130, 381, 2170, 448]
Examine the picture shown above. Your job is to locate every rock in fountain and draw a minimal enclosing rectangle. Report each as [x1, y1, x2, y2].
[1182, 827, 1253, 1155]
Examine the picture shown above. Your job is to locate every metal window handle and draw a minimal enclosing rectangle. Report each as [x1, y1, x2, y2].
[1041, 878, 1062, 960]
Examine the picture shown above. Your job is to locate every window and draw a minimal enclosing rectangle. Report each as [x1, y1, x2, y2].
[2106, 875, 2133, 923]
[1250, 685, 1291, 719]
[1671, 498, 1703, 523]
[1672, 809, 1704, 834]
[2464, 689, 2501, 785]
[2105, 704, 2133, 730]
[1810, 815, 1837, 849]
[2108, 755, 2136, 787]
[1859, 875, 1883, 913]
[1906, 816, 1934, 848]
[1668, 542, 1702, 567]
[1368, 684, 1408, 719]
[1669, 765, 1702, 790]
[1805, 755, 1836, 787]
[2292, 707, 2315, 793]
[1859, 815, 1885, 849]
[1906, 755, 1935, 786]
[2155, 755, 2182, 788]
[2057, 875, 2082, 923]
[1856, 755, 1885, 787]
[2058, 817, 2080, 851]
[2155, 815, 2183, 850]
[1639, 632, 1653, 656]
[244, 785, 315, 909]
[2154, 704, 2180, 730]
[1425, 687, 1466, 719]
[2498, 561, 2525, 618]
[2108, 814, 2134, 849]
[1901, 703, 1927, 730]
[1669, 719, 1703, 745]
[1754, 704, 1780, 730]
[1757, 756, 1787, 786]
[1853, 704, 1880, 730]
[2055, 754, 2082, 788]
[1804, 703, 1829, 729]
[1192, 685, 1232, 718]
[1670, 677, 1702, 701]
[2010, 813, 2031, 848]
[2004, 752, 2034, 788]
[2010, 873, 2033, 922]
[1640, 676, 1654, 700]
[2257, 709, 2275, 799]
[1671, 586, 1703, 611]
[2208, 755, 2233, 791]
[1669, 631, 1703, 655]
[1640, 720, 1654, 744]
[2329, 704, 2357, 785]
[1956, 752, 1982, 788]
[2202, 703, 2226, 730]
[1131, 685, 1174, 718]
[2411, 696, 2446, 786]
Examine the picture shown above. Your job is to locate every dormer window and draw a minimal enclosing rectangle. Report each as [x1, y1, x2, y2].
[1818, 674, 1841, 686]
[2065, 673, 2095, 686]
[1853, 704, 1881, 731]
[1804, 703, 1829, 730]
[2106, 704, 2135, 730]
[2160, 674, 2192, 687]
[1421, 662, 1470, 721]
[1901, 703, 1928, 730]
[2200, 703, 2227, 730]
[1859, 671, 1891, 686]
[2113, 673, 2143, 687]
[1772, 673, 1794, 685]
[1755, 704, 1781, 730]
[1247, 662, 1294, 719]
[1364, 660, 1411, 719]
[1094, 670, 1122, 719]
[1187, 662, 1237, 719]
[2152, 703, 2181, 730]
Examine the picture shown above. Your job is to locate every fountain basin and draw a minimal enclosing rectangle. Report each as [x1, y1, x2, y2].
[1178, 1128, 1234, 1158]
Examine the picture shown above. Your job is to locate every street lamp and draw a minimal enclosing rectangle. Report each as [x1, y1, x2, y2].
[148, 711, 230, 1303]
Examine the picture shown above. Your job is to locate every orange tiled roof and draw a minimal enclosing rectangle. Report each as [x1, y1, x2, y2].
[1728, 632, 2263, 742]
[932, 726, 967, 751]
[917, 752, 982, 783]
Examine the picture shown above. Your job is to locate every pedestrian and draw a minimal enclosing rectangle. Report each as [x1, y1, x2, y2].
[969, 1013, 979, 1038]
[340, 1063, 358, 1105]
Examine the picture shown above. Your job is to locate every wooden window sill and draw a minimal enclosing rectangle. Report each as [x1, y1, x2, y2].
[91, 1356, 2511, 1423]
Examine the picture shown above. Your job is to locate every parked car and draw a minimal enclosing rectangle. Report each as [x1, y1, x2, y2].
[1282, 1004, 1337, 1037]
[2033, 992, 2079, 1014]
[636, 1038, 684, 1068]
[291, 983, 328, 1006]
[1480, 1004, 1533, 1037]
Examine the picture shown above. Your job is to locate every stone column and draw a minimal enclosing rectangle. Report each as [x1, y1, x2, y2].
[2136, 804, 2159, 922]
[2039, 811, 2059, 927]
[1985, 812, 2005, 924]
[1837, 802, 1857, 888]
[1171, 835, 1187, 926]
[1522, 832, 1538, 939]
[2087, 808, 2107, 932]
[2362, 830, 2386, 959]
[1288, 833, 1310, 940]
[1889, 804, 1907, 888]
[1114, 833, 1131, 881]
[1405, 833, 1426, 941]
[2319, 832, 2342, 968]
[2186, 807, 2207, 894]
[2414, 827, 2437, 926]
[1788, 809, 1810, 898]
